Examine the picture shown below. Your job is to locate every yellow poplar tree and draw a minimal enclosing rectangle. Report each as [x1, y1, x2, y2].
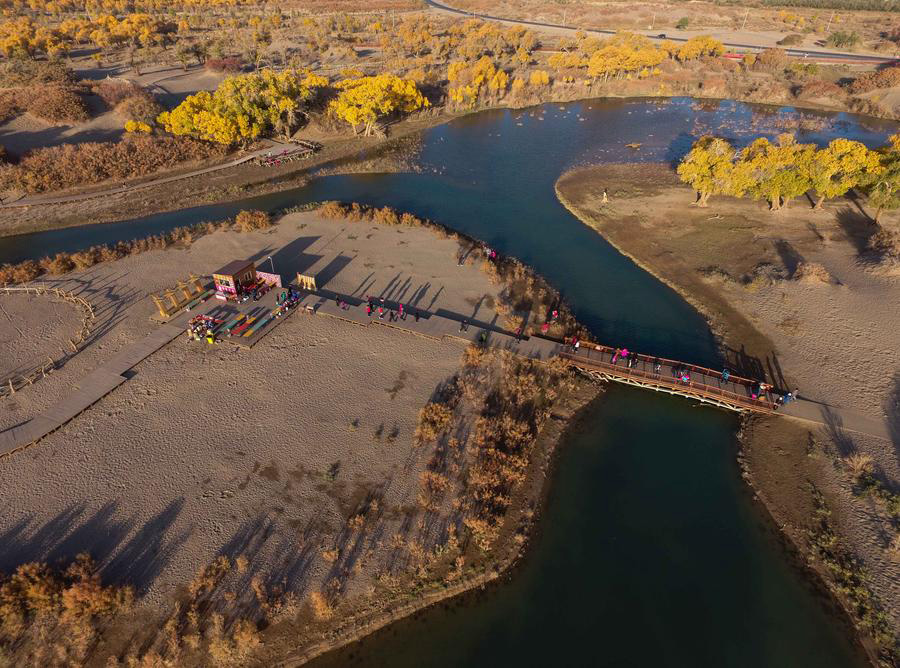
[676, 135, 738, 207]
[739, 133, 815, 211]
[158, 68, 328, 145]
[328, 74, 429, 136]
[806, 138, 881, 209]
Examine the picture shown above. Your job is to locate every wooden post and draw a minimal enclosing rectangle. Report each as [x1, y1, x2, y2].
[165, 290, 179, 311]
[177, 280, 192, 301]
[152, 294, 168, 318]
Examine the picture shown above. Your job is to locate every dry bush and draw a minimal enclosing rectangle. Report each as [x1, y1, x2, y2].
[308, 591, 333, 620]
[850, 66, 900, 94]
[793, 262, 833, 283]
[418, 470, 451, 510]
[415, 402, 453, 445]
[31, 85, 90, 123]
[93, 81, 146, 107]
[754, 48, 788, 72]
[206, 57, 245, 73]
[461, 352, 574, 551]
[234, 209, 271, 232]
[0, 60, 75, 87]
[117, 94, 164, 124]
[795, 79, 845, 100]
[0, 134, 227, 193]
[321, 548, 339, 563]
[39, 253, 75, 275]
[0, 554, 132, 656]
[188, 556, 231, 600]
[0, 259, 41, 284]
[845, 453, 875, 479]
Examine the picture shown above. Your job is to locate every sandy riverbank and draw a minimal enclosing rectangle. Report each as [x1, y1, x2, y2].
[555, 162, 900, 661]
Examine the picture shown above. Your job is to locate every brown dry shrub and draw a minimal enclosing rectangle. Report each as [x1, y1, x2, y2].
[206, 57, 245, 73]
[0, 60, 75, 87]
[415, 402, 453, 444]
[30, 85, 90, 123]
[39, 253, 75, 274]
[234, 209, 271, 232]
[188, 556, 231, 600]
[0, 134, 227, 193]
[850, 66, 900, 94]
[308, 591, 332, 620]
[0, 260, 41, 284]
[92, 81, 145, 107]
[116, 94, 164, 124]
[845, 453, 874, 479]
[753, 48, 788, 72]
[321, 548, 339, 563]
[793, 261, 832, 283]
[795, 79, 844, 100]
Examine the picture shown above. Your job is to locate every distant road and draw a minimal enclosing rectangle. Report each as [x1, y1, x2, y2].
[425, 0, 898, 65]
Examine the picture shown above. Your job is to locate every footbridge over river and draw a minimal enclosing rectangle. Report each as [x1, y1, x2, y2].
[557, 345, 779, 414]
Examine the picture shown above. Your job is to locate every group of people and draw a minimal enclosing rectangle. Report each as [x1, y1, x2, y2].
[365, 296, 419, 323]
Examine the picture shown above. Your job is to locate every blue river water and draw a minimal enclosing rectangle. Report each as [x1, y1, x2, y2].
[4, 97, 892, 666]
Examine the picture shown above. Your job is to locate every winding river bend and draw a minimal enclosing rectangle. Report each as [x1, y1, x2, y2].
[5, 98, 895, 665]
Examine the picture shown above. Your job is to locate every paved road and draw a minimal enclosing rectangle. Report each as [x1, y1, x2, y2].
[426, 0, 898, 65]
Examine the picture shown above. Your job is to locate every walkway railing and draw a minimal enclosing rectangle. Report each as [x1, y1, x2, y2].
[559, 344, 779, 413]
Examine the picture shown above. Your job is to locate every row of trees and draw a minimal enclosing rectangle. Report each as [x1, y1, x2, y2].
[548, 33, 723, 81]
[0, 13, 172, 58]
[157, 68, 429, 143]
[157, 68, 328, 144]
[677, 133, 900, 219]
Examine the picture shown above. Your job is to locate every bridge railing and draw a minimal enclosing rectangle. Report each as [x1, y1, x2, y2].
[559, 345, 778, 412]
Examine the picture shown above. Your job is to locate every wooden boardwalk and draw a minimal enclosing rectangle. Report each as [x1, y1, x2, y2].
[0, 320, 187, 458]
[559, 345, 779, 413]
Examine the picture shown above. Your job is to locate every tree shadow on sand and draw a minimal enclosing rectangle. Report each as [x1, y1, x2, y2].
[0, 498, 190, 595]
[886, 371, 900, 466]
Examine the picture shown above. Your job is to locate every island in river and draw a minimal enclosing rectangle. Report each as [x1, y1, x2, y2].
[556, 162, 900, 663]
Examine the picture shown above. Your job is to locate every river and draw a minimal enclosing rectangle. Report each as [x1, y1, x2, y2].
[5, 97, 893, 665]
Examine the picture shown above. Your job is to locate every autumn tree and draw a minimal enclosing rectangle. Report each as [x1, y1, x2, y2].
[676, 135, 738, 206]
[328, 74, 428, 136]
[675, 35, 724, 62]
[739, 133, 815, 210]
[447, 57, 507, 110]
[806, 138, 881, 209]
[158, 68, 327, 145]
[862, 134, 900, 223]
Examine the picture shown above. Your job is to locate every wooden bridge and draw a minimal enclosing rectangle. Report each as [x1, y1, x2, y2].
[559, 344, 779, 414]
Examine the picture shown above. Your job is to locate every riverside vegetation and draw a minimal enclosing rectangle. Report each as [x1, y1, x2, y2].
[7, 4, 900, 200]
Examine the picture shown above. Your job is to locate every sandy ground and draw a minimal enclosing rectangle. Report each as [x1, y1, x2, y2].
[0, 209, 505, 608]
[0, 291, 84, 380]
[556, 162, 900, 641]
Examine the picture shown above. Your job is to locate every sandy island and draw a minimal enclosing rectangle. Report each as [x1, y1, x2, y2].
[0, 207, 598, 665]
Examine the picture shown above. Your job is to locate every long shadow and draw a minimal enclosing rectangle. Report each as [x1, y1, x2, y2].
[821, 405, 856, 457]
[315, 254, 354, 289]
[835, 206, 888, 263]
[0, 499, 188, 595]
[105, 497, 191, 594]
[886, 371, 900, 465]
[774, 239, 803, 278]
[268, 236, 322, 278]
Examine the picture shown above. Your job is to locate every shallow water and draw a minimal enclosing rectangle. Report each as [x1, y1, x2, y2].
[9, 97, 893, 666]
